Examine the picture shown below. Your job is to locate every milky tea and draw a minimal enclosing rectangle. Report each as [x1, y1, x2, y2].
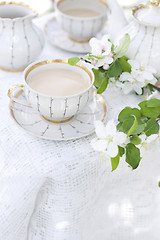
[63, 8, 100, 18]
[27, 67, 91, 97]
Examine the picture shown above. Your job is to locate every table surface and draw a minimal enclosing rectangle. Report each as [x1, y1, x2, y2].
[0, 13, 160, 240]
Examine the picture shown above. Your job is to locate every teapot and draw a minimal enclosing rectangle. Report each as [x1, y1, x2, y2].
[116, 0, 160, 76]
[0, 2, 45, 72]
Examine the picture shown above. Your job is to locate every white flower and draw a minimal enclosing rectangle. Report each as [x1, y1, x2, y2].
[90, 35, 112, 56]
[139, 133, 159, 149]
[89, 35, 113, 68]
[128, 60, 157, 86]
[91, 120, 127, 158]
[118, 71, 145, 95]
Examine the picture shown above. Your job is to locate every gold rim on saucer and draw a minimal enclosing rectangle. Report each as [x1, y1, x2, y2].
[0, 66, 25, 72]
[10, 90, 107, 141]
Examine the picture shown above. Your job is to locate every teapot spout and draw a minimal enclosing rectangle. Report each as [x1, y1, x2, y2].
[106, 0, 128, 42]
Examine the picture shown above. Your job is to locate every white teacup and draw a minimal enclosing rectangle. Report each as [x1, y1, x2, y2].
[8, 59, 94, 123]
[55, 0, 108, 42]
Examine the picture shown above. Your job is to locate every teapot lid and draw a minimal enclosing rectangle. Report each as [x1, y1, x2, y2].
[133, 1, 160, 26]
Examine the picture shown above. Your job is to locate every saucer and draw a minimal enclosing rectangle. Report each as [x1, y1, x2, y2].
[10, 90, 107, 141]
[44, 17, 108, 54]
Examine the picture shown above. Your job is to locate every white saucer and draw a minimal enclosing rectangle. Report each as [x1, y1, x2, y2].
[10, 90, 107, 141]
[44, 16, 108, 54]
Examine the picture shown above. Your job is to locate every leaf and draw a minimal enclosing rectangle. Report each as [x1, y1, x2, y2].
[147, 83, 154, 94]
[115, 34, 130, 59]
[107, 60, 122, 78]
[146, 99, 160, 108]
[122, 115, 138, 137]
[118, 107, 141, 122]
[144, 118, 159, 137]
[92, 68, 107, 89]
[139, 100, 160, 118]
[127, 115, 138, 137]
[68, 57, 80, 66]
[111, 152, 120, 171]
[118, 146, 125, 157]
[92, 68, 109, 94]
[97, 76, 109, 94]
[117, 122, 123, 132]
[132, 119, 145, 135]
[118, 58, 131, 73]
[130, 135, 142, 145]
[125, 143, 141, 170]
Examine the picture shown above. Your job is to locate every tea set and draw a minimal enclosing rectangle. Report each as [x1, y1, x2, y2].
[1, 0, 159, 140]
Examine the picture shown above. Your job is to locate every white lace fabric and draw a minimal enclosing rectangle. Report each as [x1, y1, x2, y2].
[0, 14, 160, 240]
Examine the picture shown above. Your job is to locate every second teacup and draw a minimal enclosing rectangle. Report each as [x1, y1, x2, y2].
[8, 59, 94, 123]
[55, 0, 108, 42]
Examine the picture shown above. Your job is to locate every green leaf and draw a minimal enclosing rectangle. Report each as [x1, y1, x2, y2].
[118, 58, 131, 73]
[117, 122, 123, 132]
[118, 146, 125, 157]
[130, 135, 142, 145]
[92, 68, 107, 89]
[68, 57, 80, 66]
[146, 99, 160, 108]
[111, 152, 120, 171]
[118, 107, 141, 122]
[107, 59, 122, 78]
[158, 181, 160, 188]
[97, 76, 109, 94]
[139, 100, 160, 118]
[115, 34, 130, 59]
[127, 115, 138, 137]
[147, 83, 154, 93]
[132, 119, 145, 135]
[122, 115, 138, 137]
[125, 143, 141, 170]
[92, 68, 109, 94]
[144, 118, 159, 137]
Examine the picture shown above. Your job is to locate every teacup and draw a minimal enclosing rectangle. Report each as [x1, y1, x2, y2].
[8, 59, 94, 123]
[55, 0, 108, 42]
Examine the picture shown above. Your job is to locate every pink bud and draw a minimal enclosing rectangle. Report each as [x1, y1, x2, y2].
[102, 45, 105, 51]
[103, 64, 109, 70]
[109, 52, 113, 58]
[93, 61, 97, 66]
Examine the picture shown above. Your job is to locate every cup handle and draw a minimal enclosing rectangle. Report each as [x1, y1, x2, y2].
[8, 84, 31, 107]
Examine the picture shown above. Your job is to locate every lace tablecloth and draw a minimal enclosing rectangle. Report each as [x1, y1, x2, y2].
[0, 14, 160, 240]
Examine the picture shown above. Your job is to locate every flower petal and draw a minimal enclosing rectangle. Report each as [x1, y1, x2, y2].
[128, 60, 140, 70]
[91, 138, 108, 152]
[105, 120, 117, 136]
[104, 55, 113, 65]
[113, 132, 127, 145]
[119, 72, 131, 82]
[107, 142, 119, 158]
[121, 82, 133, 94]
[94, 121, 106, 139]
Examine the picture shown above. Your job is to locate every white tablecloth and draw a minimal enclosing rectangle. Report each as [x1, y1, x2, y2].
[0, 14, 160, 240]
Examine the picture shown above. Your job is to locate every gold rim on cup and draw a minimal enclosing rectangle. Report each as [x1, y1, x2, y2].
[57, 0, 108, 8]
[0, 1, 38, 15]
[25, 59, 93, 85]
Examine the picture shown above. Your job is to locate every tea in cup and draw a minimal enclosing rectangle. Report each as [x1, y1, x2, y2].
[55, 0, 108, 42]
[8, 59, 94, 122]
